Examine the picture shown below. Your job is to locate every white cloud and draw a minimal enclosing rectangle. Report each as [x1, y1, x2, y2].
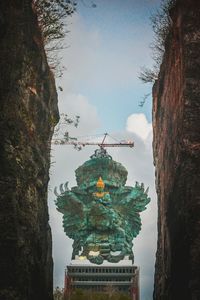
[58, 92, 101, 137]
[126, 113, 152, 140]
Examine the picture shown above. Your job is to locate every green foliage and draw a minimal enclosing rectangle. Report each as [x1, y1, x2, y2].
[139, 0, 176, 83]
[71, 289, 88, 300]
[150, 0, 176, 63]
[33, 0, 76, 45]
[54, 286, 64, 300]
[138, 66, 159, 84]
[70, 289, 132, 300]
[138, 93, 151, 107]
[33, 0, 76, 76]
[53, 286, 133, 300]
[52, 113, 80, 148]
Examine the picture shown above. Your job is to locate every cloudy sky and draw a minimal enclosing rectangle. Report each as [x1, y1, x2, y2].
[48, 1, 161, 299]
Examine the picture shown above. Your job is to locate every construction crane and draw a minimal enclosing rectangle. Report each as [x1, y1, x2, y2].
[52, 133, 134, 149]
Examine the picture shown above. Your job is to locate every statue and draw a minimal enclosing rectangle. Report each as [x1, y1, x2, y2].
[54, 149, 150, 264]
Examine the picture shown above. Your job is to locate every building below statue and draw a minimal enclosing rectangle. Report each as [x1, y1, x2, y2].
[64, 257, 140, 300]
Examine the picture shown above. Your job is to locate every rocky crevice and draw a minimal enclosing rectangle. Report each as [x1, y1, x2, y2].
[153, 1, 200, 299]
[0, 1, 59, 299]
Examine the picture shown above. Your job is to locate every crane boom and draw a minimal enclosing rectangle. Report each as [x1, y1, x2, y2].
[52, 133, 134, 149]
[52, 140, 134, 148]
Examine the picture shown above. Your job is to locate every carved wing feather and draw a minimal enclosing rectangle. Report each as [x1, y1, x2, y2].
[55, 191, 86, 239]
[113, 183, 150, 238]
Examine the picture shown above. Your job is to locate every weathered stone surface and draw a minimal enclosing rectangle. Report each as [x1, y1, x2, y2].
[153, 1, 200, 299]
[0, 1, 59, 300]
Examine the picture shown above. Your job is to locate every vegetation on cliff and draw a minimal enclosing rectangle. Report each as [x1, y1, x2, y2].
[33, 0, 76, 76]
[53, 287, 132, 300]
[139, 0, 176, 83]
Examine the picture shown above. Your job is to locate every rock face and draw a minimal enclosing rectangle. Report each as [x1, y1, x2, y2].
[0, 1, 59, 300]
[153, 1, 200, 299]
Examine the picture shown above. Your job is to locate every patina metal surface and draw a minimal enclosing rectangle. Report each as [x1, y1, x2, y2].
[55, 150, 150, 264]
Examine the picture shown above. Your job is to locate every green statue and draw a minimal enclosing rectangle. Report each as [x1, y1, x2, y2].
[55, 148, 150, 264]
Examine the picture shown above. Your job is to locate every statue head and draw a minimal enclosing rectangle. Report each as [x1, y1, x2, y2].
[75, 154, 128, 189]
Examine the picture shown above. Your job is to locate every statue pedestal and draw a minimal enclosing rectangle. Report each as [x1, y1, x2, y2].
[64, 258, 140, 300]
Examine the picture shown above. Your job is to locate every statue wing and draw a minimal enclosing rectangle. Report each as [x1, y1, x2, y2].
[113, 183, 150, 239]
[55, 190, 86, 239]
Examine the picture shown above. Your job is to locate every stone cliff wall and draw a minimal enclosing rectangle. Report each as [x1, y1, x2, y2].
[153, 1, 200, 299]
[0, 1, 59, 299]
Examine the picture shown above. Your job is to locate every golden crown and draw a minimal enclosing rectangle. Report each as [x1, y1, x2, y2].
[96, 177, 105, 188]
